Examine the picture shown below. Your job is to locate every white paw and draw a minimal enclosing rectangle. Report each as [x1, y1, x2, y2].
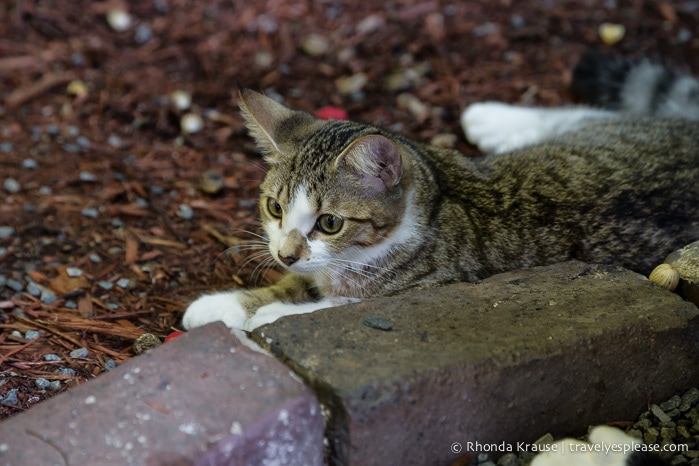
[245, 302, 292, 331]
[244, 298, 340, 331]
[530, 426, 639, 466]
[461, 102, 547, 154]
[182, 292, 247, 330]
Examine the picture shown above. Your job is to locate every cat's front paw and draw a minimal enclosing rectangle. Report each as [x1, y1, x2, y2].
[244, 298, 340, 331]
[461, 102, 544, 154]
[244, 302, 292, 331]
[182, 292, 248, 330]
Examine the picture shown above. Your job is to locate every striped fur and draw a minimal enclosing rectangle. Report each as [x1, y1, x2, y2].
[572, 53, 699, 119]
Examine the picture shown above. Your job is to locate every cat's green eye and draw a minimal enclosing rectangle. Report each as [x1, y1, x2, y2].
[317, 214, 343, 234]
[267, 198, 283, 219]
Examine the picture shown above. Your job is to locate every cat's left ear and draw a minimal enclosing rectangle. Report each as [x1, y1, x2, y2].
[336, 135, 403, 196]
[238, 88, 320, 162]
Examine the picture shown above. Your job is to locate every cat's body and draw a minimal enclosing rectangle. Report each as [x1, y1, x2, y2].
[183, 55, 699, 331]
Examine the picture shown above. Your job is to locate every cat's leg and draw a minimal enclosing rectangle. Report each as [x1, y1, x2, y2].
[182, 273, 318, 330]
[244, 296, 359, 331]
[461, 102, 616, 154]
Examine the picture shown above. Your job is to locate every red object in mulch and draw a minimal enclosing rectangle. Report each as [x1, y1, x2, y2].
[164, 331, 185, 342]
[315, 106, 348, 120]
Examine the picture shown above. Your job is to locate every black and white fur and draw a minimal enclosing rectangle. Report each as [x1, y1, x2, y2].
[463, 54, 699, 154]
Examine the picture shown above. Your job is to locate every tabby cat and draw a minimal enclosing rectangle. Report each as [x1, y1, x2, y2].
[183, 54, 699, 332]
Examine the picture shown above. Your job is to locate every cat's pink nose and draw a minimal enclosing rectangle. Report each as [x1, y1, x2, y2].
[278, 253, 298, 267]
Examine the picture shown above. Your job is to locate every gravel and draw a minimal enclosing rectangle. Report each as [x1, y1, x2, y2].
[0, 389, 19, 407]
[34, 378, 50, 389]
[476, 387, 699, 466]
[24, 330, 40, 340]
[0, 226, 15, 239]
[69, 347, 89, 359]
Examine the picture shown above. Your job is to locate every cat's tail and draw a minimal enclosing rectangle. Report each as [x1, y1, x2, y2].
[571, 53, 699, 120]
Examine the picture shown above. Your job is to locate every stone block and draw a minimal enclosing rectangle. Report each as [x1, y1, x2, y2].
[0, 323, 325, 466]
[251, 261, 699, 466]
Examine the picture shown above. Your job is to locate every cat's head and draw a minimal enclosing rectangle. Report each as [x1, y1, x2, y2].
[239, 89, 414, 279]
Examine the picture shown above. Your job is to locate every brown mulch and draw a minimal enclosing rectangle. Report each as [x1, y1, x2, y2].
[1, 0, 697, 421]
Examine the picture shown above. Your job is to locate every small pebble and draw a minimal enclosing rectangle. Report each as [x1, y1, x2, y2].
[599, 22, 625, 45]
[661, 395, 683, 412]
[81, 208, 99, 218]
[255, 50, 274, 68]
[26, 282, 41, 297]
[652, 404, 673, 423]
[40, 290, 58, 305]
[431, 133, 458, 148]
[6, 279, 23, 292]
[178, 203, 194, 220]
[79, 171, 98, 182]
[69, 347, 89, 359]
[0, 389, 18, 406]
[356, 14, 385, 34]
[22, 158, 38, 169]
[335, 73, 368, 96]
[67, 80, 88, 97]
[116, 278, 135, 289]
[363, 315, 393, 331]
[180, 113, 204, 134]
[107, 9, 132, 31]
[76, 136, 90, 148]
[0, 226, 15, 239]
[397, 93, 429, 121]
[66, 267, 83, 277]
[4, 178, 20, 193]
[301, 33, 330, 57]
[39, 186, 52, 195]
[64, 300, 77, 309]
[45, 125, 60, 135]
[681, 388, 699, 411]
[104, 359, 116, 371]
[63, 143, 81, 153]
[44, 354, 62, 361]
[49, 380, 62, 391]
[107, 246, 123, 256]
[0, 142, 14, 152]
[98, 280, 114, 290]
[107, 134, 126, 149]
[473, 22, 499, 37]
[24, 330, 40, 340]
[170, 90, 192, 111]
[89, 253, 102, 263]
[497, 453, 519, 466]
[134, 23, 153, 44]
[35, 378, 50, 389]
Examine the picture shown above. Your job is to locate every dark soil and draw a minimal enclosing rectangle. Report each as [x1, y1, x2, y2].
[1, 0, 698, 421]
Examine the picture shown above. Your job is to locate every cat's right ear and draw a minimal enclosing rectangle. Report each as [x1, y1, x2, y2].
[336, 135, 403, 197]
[238, 89, 318, 162]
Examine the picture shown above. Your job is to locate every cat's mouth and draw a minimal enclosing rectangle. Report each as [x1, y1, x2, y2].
[276, 258, 322, 275]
